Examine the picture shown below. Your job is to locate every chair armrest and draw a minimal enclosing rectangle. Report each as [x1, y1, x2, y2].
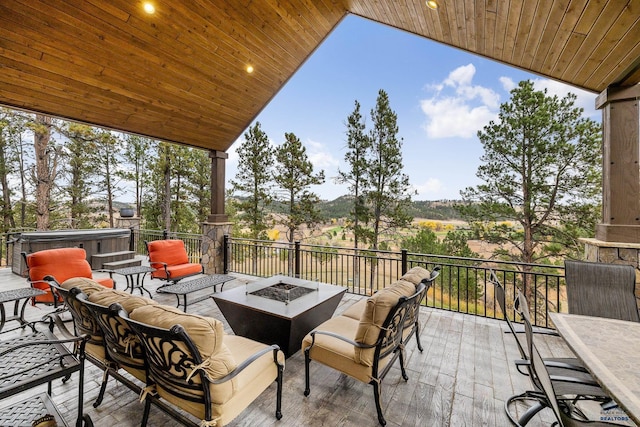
[515, 358, 588, 374]
[207, 345, 283, 384]
[548, 374, 601, 388]
[35, 275, 64, 308]
[43, 313, 77, 340]
[308, 330, 376, 349]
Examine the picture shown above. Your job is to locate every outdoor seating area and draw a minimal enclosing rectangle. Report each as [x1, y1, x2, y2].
[2, 262, 628, 427]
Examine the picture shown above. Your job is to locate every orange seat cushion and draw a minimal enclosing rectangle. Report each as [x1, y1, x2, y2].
[147, 240, 201, 280]
[27, 247, 113, 304]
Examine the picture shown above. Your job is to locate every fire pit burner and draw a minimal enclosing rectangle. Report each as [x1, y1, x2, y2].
[249, 282, 314, 304]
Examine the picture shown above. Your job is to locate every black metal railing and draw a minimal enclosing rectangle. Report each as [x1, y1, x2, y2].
[224, 236, 564, 328]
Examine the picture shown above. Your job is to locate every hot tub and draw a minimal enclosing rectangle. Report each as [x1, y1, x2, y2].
[13, 228, 131, 275]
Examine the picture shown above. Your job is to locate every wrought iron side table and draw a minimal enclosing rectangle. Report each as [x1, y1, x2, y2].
[0, 329, 92, 426]
[113, 265, 155, 298]
[0, 287, 46, 332]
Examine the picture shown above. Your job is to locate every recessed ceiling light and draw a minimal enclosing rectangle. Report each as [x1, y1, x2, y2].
[426, 0, 438, 10]
[143, 2, 155, 14]
[246, 65, 254, 74]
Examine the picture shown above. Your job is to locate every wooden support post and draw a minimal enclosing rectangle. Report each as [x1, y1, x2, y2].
[595, 85, 640, 243]
[208, 150, 228, 223]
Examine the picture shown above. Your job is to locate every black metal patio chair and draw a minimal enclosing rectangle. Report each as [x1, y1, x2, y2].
[515, 290, 630, 426]
[564, 260, 640, 322]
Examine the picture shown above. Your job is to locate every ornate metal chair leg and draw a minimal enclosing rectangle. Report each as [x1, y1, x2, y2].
[398, 349, 408, 381]
[303, 346, 312, 396]
[82, 414, 94, 427]
[140, 397, 152, 427]
[275, 360, 284, 420]
[93, 369, 110, 408]
[414, 322, 424, 352]
[372, 380, 386, 426]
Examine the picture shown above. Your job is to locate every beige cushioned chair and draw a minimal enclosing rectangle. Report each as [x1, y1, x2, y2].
[302, 266, 438, 426]
[124, 304, 285, 427]
[56, 278, 158, 407]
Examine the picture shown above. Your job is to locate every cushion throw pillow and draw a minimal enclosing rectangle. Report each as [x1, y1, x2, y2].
[400, 266, 431, 287]
[354, 279, 416, 366]
[61, 277, 107, 296]
[88, 289, 158, 313]
[129, 304, 237, 379]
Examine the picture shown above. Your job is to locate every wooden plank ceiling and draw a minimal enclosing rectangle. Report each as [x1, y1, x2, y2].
[0, 0, 639, 152]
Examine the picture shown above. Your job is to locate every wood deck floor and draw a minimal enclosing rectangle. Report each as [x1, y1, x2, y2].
[0, 263, 616, 427]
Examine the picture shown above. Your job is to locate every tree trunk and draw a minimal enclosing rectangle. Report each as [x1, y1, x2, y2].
[0, 143, 15, 230]
[34, 115, 54, 231]
[18, 134, 27, 227]
[163, 147, 171, 232]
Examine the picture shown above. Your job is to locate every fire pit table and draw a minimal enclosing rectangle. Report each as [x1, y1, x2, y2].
[212, 275, 346, 357]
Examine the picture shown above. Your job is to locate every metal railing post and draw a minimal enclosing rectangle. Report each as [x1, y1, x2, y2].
[223, 234, 229, 274]
[401, 249, 408, 275]
[129, 227, 135, 252]
[162, 229, 168, 240]
[294, 241, 301, 278]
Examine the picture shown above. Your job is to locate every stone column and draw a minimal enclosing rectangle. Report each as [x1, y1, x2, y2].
[580, 238, 640, 300]
[115, 216, 140, 230]
[201, 149, 231, 274]
[201, 222, 232, 274]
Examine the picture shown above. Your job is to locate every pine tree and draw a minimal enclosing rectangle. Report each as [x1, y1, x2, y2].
[273, 132, 325, 243]
[364, 89, 414, 251]
[337, 100, 371, 249]
[458, 80, 602, 266]
[230, 122, 275, 239]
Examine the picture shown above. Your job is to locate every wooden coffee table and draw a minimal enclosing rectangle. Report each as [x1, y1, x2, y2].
[212, 275, 346, 357]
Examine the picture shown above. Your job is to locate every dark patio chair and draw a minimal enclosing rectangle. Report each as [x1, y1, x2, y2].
[564, 260, 640, 322]
[303, 281, 428, 426]
[505, 290, 615, 426]
[515, 290, 629, 426]
[491, 270, 588, 377]
[121, 304, 284, 427]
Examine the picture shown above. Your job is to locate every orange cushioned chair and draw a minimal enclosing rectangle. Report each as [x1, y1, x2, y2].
[24, 247, 115, 305]
[145, 240, 203, 285]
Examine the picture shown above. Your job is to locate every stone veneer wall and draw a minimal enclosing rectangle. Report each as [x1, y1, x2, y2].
[201, 222, 232, 274]
[115, 217, 140, 230]
[580, 238, 640, 300]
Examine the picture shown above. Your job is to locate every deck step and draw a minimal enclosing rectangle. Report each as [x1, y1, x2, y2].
[102, 258, 142, 269]
[91, 250, 137, 269]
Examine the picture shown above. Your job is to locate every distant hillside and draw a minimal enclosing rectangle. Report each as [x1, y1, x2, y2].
[318, 196, 464, 220]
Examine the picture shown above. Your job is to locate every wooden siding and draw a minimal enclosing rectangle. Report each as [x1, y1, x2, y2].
[0, 1, 638, 151]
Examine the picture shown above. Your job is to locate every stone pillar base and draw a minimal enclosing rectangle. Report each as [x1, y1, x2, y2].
[580, 237, 640, 299]
[116, 217, 141, 230]
[201, 222, 232, 274]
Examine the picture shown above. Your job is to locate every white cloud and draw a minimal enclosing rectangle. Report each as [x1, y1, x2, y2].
[414, 178, 444, 197]
[306, 139, 340, 169]
[420, 97, 496, 139]
[444, 64, 475, 87]
[420, 64, 500, 138]
[499, 76, 516, 92]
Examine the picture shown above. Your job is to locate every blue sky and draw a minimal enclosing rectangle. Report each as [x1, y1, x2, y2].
[226, 15, 601, 202]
